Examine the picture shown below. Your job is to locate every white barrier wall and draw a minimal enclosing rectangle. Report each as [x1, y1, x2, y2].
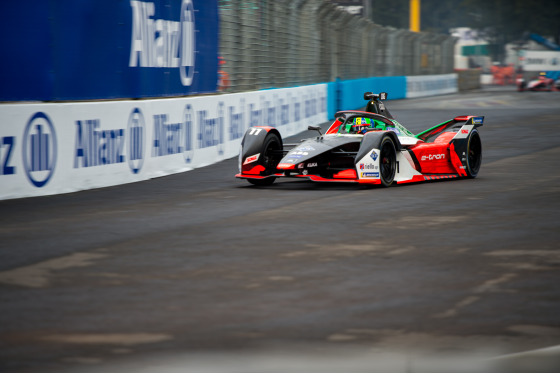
[0, 84, 327, 200]
[406, 74, 458, 98]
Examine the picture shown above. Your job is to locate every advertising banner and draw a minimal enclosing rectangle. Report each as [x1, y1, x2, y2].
[406, 74, 458, 98]
[520, 51, 560, 72]
[0, 85, 327, 200]
[0, 0, 219, 101]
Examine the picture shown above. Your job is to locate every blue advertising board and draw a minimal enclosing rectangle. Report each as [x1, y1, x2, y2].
[0, 0, 219, 101]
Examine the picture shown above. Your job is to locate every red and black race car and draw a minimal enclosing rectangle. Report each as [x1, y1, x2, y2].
[236, 92, 483, 187]
[517, 72, 560, 92]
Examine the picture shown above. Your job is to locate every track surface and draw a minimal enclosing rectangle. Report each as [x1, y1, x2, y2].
[1, 87, 559, 372]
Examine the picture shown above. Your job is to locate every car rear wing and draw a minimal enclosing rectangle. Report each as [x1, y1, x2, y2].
[416, 116, 484, 142]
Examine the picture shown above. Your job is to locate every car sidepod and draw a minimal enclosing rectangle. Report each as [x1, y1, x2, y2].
[407, 116, 484, 180]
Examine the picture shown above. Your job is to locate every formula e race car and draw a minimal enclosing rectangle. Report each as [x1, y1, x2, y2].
[517, 72, 560, 92]
[236, 92, 483, 187]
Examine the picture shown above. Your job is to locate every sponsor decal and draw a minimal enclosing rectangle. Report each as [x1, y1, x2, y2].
[361, 172, 379, 178]
[307, 162, 318, 167]
[370, 150, 378, 161]
[152, 105, 194, 164]
[243, 153, 260, 165]
[229, 99, 245, 141]
[298, 145, 315, 152]
[473, 117, 483, 124]
[23, 112, 57, 187]
[277, 163, 293, 168]
[127, 108, 146, 174]
[152, 115, 182, 157]
[461, 129, 469, 134]
[280, 98, 290, 126]
[129, 0, 196, 86]
[421, 153, 445, 161]
[197, 102, 225, 155]
[359, 163, 378, 170]
[182, 104, 195, 163]
[74, 119, 125, 168]
[289, 151, 309, 156]
[248, 102, 262, 127]
[1, 136, 16, 176]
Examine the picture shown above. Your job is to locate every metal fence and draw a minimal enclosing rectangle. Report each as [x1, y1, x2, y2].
[218, 0, 456, 92]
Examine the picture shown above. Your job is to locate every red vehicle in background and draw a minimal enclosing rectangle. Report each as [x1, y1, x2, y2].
[517, 72, 560, 91]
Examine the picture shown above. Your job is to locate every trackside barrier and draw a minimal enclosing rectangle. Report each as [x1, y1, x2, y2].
[327, 74, 458, 118]
[0, 84, 326, 200]
[456, 69, 481, 91]
[405, 74, 458, 99]
[327, 76, 407, 119]
[1, 73, 457, 200]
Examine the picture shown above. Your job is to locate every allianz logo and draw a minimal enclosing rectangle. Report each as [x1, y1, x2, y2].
[129, 0, 196, 86]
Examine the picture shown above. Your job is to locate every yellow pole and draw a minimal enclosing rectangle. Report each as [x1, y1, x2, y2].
[409, 0, 420, 32]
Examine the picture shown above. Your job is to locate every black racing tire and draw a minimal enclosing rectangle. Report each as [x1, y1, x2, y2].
[247, 132, 282, 186]
[379, 135, 397, 187]
[466, 129, 482, 178]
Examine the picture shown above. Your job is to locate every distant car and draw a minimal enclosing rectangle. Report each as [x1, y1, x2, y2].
[236, 92, 483, 187]
[517, 72, 559, 91]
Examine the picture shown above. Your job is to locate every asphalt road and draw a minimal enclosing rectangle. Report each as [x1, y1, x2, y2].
[1, 87, 559, 372]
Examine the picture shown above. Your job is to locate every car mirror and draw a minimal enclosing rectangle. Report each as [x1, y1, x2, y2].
[308, 125, 322, 136]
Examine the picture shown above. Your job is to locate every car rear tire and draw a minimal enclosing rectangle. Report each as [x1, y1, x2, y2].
[248, 132, 282, 186]
[466, 129, 482, 178]
[379, 135, 397, 187]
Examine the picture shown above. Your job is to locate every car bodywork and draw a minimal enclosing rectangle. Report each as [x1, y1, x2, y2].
[236, 92, 483, 187]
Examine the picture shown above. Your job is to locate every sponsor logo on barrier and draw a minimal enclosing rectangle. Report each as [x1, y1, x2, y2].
[129, 0, 196, 86]
[23, 112, 57, 187]
[152, 109, 193, 162]
[197, 102, 225, 155]
[182, 104, 195, 163]
[229, 99, 245, 141]
[265, 95, 277, 127]
[280, 97, 290, 126]
[127, 108, 146, 174]
[304, 93, 318, 118]
[74, 120, 125, 169]
[249, 102, 262, 128]
[294, 100, 301, 122]
[1, 136, 16, 176]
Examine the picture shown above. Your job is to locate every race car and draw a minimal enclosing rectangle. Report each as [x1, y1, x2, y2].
[236, 92, 483, 187]
[517, 72, 559, 91]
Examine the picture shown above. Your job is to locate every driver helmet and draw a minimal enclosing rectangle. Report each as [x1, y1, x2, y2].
[350, 117, 374, 134]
